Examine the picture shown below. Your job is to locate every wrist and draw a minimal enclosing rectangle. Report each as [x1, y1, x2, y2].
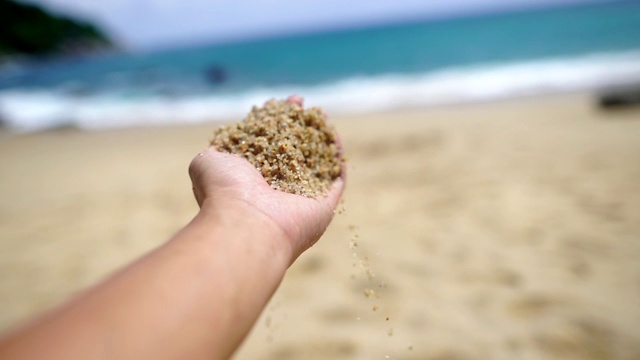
[195, 197, 294, 266]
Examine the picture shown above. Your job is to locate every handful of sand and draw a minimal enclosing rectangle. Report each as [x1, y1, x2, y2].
[210, 98, 342, 197]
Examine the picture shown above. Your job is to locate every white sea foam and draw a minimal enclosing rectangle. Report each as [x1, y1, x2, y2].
[1, 50, 639, 132]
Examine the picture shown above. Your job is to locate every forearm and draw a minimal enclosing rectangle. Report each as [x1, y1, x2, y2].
[0, 201, 291, 360]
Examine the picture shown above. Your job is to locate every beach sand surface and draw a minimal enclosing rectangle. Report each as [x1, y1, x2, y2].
[1, 94, 639, 359]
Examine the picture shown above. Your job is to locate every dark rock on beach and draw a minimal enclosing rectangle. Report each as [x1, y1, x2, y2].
[597, 85, 640, 110]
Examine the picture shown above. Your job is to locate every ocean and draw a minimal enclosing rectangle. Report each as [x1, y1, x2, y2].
[1, 0, 640, 131]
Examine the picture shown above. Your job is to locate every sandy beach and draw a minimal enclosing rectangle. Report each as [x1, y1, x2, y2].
[1, 94, 639, 359]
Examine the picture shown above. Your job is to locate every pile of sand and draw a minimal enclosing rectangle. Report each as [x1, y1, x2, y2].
[210, 98, 342, 197]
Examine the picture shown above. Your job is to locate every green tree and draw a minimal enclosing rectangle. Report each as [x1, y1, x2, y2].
[0, 0, 113, 56]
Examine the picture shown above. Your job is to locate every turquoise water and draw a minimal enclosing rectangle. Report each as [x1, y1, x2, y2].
[1, 0, 640, 130]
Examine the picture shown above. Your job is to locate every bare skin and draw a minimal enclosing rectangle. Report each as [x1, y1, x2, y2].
[0, 96, 345, 360]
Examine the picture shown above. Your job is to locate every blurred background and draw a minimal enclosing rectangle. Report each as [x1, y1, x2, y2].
[1, 1, 640, 359]
[1, 0, 639, 131]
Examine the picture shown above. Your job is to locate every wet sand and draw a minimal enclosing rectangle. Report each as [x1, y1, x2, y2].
[1, 94, 639, 359]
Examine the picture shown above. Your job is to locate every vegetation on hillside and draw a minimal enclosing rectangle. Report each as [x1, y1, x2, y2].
[0, 0, 113, 57]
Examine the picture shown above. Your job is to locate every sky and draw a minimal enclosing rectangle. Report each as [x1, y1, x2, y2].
[23, 0, 609, 50]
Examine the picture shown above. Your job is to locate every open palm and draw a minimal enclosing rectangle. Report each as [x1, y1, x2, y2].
[189, 143, 345, 263]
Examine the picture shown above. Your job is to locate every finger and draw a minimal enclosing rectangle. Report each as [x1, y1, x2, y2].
[332, 131, 348, 183]
[188, 150, 209, 207]
[286, 95, 304, 107]
[319, 176, 346, 214]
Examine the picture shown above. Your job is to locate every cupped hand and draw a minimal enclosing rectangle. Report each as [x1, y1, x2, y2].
[188, 97, 345, 264]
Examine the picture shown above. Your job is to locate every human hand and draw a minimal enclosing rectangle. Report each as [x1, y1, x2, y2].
[188, 97, 345, 264]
